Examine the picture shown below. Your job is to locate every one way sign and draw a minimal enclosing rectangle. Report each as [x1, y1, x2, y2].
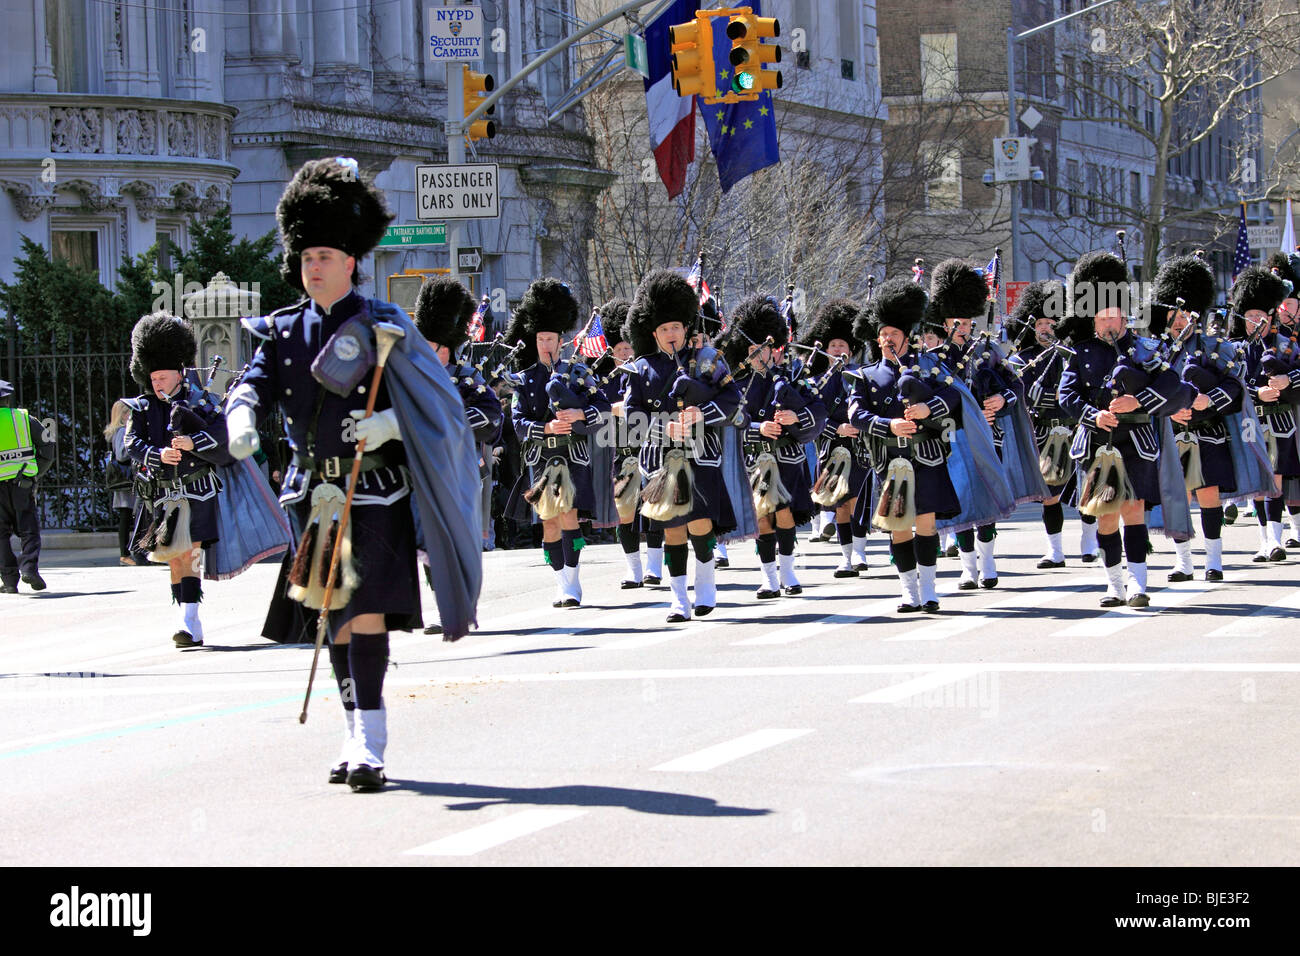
[457, 247, 482, 271]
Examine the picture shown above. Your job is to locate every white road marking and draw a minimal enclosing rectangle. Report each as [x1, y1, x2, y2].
[402, 808, 588, 856]
[651, 728, 813, 772]
[1206, 590, 1300, 637]
[1051, 581, 1223, 637]
[883, 586, 1091, 642]
[0, 703, 214, 753]
[849, 667, 984, 704]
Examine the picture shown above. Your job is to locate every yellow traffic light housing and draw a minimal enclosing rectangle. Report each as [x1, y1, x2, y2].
[669, 16, 714, 98]
[726, 13, 781, 94]
[462, 66, 497, 141]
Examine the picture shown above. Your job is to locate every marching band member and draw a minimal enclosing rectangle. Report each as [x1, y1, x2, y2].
[506, 279, 609, 608]
[623, 270, 741, 622]
[1005, 280, 1099, 566]
[1057, 251, 1194, 608]
[226, 158, 482, 791]
[1265, 254, 1300, 546]
[125, 312, 228, 647]
[848, 277, 962, 613]
[798, 299, 869, 577]
[1230, 265, 1296, 563]
[725, 295, 827, 599]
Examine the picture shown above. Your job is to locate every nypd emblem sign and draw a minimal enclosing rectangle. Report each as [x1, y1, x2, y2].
[426, 4, 484, 61]
[992, 137, 1031, 182]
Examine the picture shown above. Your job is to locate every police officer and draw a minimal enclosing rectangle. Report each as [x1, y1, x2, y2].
[0, 377, 52, 593]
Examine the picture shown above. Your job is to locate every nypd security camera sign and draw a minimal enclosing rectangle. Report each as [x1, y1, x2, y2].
[426, 4, 484, 62]
[416, 164, 500, 220]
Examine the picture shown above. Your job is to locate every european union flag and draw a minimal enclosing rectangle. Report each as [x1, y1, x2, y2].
[698, 4, 780, 192]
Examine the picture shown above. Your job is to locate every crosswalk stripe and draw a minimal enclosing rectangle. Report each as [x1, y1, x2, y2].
[651, 728, 814, 772]
[1051, 580, 1222, 637]
[1206, 590, 1300, 637]
[883, 585, 1091, 642]
[849, 667, 983, 704]
[402, 809, 589, 857]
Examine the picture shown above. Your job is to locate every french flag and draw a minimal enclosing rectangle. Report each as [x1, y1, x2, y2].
[644, 0, 696, 199]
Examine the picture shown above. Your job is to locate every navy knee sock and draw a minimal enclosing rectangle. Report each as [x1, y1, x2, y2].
[1201, 506, 1224, 540]
[179, 576, 201, 603]
[329, 642, 354, 711]
[689, 533, 715, 563]
[775, 526, 797, 556]
[890, 538, 917, 573]
[836, 521, 852, 545]
[955, 529, 974, 552]
[664, 543, 689, 577]
[347, 632, 389, 711]
[645, 529, 664, 549]
[1098, 530, 1123, 567]
[542, 540, 563, 571]
[976, 523, 996, 543]
[1256, 502, 1269, 527]
[1267, 496, 1284, 523]
[1042, 502, 1064, 535]
[617, 522, 640, 554]
[914, 534, 938, 567]
[561, 528, 584, 568]
[1080, 513, 1097, 527]
[757, 533, 777, 563]
[1122, 524, 1148, 566]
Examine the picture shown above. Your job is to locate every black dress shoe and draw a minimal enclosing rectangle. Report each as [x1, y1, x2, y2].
[958, 580, 978, 591]
[922, 600, 941, 613]
[561, 598, 581, 608]
[756, 588, 781, 600]
[980, 577, 998, 589]
[643, 575, 662, 586]
[666, 612, 689, 623]
[620, 579, 644, 589]
[329, 762, 349, 784]
[1081, 552, 1099, 563]
[853, 562, 869, 572]
[1100, 596, 1125, 608]
[424, 623, 443, 635]
[715, 557, 730, 569]
[1286, 537, 1300, 549]
[944, 545, 959, 558]
[173, 630, 202, 647]
[694, 605, 713, 617]
[552, 598, 565, 607]
[1037, 558, 1065, 569]
[1252, 552, 1270, 563]
[1205, 569, 1223, 581]
[0, 583, 16, 594]
[783, 585, 803, 596]
[346, 765, 386, 792]
[1167, 571, 1193, 583]
[1127, 592, 1150, 608]
[1223, 504, 1238, 524]
[897, 603, 922, 613]
[1270, 547, 1287, 562]
[20, 572, 46, 591]
[833, 568, 859, 578]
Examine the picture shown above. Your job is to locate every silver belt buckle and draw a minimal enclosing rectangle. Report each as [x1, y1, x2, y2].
[323, 457, 342, 479]
[545, 436, 558, 449]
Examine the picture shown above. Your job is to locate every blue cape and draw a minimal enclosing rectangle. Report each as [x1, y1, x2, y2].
[720, 424, 760, 542]
[936, 368, 1017, 533]
[206, 457, 292, 581]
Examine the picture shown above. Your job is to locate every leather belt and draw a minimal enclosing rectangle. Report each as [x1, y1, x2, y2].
[744, 435, 793, 455]
[165, 465, 213, 489]
[532, 434, 580, 451]
[293, 448, 398, 481]
[1255, 403, 1282, 419]
[1114, 412, 1151, 425]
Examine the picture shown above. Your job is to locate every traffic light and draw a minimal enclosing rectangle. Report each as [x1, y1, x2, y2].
[726, 14, 781, 94]
[669, 16, 714, 98]
[462, 66, 496, 141]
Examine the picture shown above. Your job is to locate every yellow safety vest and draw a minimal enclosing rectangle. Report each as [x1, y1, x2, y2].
[0, 407, 38, 481]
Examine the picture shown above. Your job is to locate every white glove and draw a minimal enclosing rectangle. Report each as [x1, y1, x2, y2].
[227, 403, 260, 460]
[351, 407, 401, 450]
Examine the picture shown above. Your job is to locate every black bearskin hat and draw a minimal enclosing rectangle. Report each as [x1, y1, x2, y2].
[799, 298, 862, 377]
[599, 297, 631, 348]
[503, 278, 578, 369]
[1005, 279, 1064, 347]
[1149, 256, 1215, 337]
[1266, 252, 1300, 299]
[275, 157, 394, 292]
[1229, 266, 1287, 338]
[929, 258, 989, 323]
[1057, 251, 1131, 344]
[853, 276, 927, 343]
[626, 269, 700, 357]
[720, 294, 789, 371]
[130, 311, 197, 388]
[413, 275, 476, 351]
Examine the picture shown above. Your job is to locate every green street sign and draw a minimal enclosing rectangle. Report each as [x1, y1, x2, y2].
[625, 32, 649, 78]
[379, 223, 447, 247]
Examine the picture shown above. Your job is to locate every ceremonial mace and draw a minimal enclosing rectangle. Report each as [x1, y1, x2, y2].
[299, 321, 407, 724]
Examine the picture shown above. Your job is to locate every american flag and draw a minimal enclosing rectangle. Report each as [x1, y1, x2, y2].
[467, 295, 490, 343]
[686, 256, 711, 306]
[575, 311, 609, 359]
[911, 260, 925, 284]
[778, 294, 795, 337]
[984, 252, 1000, 299]
[1233, 203, 1252, 281]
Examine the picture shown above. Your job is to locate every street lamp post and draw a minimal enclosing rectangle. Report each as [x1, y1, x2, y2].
[1006, 0, 1125, 282]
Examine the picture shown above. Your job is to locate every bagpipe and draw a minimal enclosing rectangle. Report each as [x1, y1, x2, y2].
[474, 333, 529, 391]
[789, 339, 854, 507]
[522, 347, 603, 521]
[640, 341, 731, 523]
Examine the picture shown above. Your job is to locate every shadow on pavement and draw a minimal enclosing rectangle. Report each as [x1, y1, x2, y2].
[387, 779, 772, 817]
